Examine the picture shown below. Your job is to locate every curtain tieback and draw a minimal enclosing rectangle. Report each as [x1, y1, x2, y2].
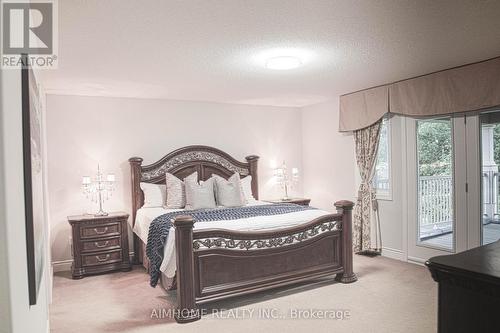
[358, 181, 374, 193]
[358, 181, 377, 204]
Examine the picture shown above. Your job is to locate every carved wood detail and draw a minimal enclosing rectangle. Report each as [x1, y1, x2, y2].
[193, 219, 340, 251]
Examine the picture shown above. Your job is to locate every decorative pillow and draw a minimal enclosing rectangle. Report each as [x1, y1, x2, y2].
[140, 182, 166, 208]
[240, 175, 256, 203]
[213, 173, 245, 207]
[165, 172, 197, 208]
[184, 176, 217, 210]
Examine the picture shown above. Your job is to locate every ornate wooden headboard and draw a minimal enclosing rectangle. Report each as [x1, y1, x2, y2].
[128, 145, 259, 225]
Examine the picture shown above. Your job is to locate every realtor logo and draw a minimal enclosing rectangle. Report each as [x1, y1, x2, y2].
[3, 2, 53, 54]
[1, 0, 58, 69]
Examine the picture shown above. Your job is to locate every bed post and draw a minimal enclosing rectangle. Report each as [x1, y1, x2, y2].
[129, 157, 143, 265]
[245, 155, 259, 200]
[174, 215, 200, 323]
[334, 200, 357, 283]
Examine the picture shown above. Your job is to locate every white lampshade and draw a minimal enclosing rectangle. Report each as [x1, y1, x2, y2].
[292, 168, 299, 176]
[106, 174, 116, 182]
[82, 176, 91, 185]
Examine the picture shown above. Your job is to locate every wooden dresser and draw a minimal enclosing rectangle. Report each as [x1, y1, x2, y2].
[68, 212, 131, 279]
[426, 240, 500, 333]
[264, 198, 311, 206]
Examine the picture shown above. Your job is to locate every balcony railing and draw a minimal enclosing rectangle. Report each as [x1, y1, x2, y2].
[418, 175, 453, 226]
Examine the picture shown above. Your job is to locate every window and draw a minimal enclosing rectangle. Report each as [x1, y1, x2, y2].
[373, 117, 392, 200]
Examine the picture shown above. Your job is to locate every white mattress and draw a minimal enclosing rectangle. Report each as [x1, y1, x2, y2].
[134, 202, 330, 278]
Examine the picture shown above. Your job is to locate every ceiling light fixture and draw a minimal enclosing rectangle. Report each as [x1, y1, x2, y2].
[265, 56, 303, 70]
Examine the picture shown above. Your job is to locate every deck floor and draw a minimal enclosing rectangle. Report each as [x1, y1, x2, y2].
[421, 223, 500, 249]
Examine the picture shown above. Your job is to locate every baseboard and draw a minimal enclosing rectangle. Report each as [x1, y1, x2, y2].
[52, 252, 135, 273]
[52, 259, 73, 273]
[381, 249, 428, 267]
[381, 246, 405, 261]
[407, 256, 426, 266]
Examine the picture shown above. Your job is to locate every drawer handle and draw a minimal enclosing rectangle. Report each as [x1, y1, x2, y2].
[94, 241, 109, 248]
[96, 254, 110, 262]
[93, 227, 109, 235]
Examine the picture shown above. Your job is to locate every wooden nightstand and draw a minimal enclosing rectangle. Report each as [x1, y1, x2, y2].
[68, 212, 131, 279]
[264, 198, 311, 206]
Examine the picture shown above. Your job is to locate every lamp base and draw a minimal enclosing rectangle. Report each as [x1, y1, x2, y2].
[94, 211, 109, 217]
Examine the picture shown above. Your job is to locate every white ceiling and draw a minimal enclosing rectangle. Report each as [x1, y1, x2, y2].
[42, 0, 500, 107]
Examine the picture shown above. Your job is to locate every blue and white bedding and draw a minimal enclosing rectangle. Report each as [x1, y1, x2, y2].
[133, 201, 330, 286]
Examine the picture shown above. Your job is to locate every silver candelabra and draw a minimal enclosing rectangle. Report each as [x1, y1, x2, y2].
[82, 165, 116, 216]
[274, 161, 299, 201]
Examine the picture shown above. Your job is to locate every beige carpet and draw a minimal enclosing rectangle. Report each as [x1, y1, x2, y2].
[50, 256, 437, 333]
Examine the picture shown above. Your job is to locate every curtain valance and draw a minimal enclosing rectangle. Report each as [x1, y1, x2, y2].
[339, 86, 388, 132]
[339, 57, 500, 132]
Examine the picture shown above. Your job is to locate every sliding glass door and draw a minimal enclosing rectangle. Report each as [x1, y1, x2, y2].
[406, 116, 468, 261]
[405, 111, 500, 262]
[479, 111, 500, 245]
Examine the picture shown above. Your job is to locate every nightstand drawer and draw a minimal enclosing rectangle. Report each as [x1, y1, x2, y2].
[82, 250, 122, 267]
[80, 223, 120, 239]
[81, 237, 121, 252]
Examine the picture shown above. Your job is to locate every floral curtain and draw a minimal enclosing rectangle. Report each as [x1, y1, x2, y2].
[353, 120, 381, 252]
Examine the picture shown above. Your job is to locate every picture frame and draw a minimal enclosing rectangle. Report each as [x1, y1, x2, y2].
[21, 55, 45, 305]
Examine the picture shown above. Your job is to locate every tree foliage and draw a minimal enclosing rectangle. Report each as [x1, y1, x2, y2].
[493, 124, 500, 166]
[417, 120, 452, 176]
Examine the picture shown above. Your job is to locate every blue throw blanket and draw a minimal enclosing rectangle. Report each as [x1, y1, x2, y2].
[146, 203, 316, 287]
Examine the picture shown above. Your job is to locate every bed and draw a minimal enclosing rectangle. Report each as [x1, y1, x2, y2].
[129, 145, 356, 323]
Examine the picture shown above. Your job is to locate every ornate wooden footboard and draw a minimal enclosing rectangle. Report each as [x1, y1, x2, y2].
[173, 200, 356, 323]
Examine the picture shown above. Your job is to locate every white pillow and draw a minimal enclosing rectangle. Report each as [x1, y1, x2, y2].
[240, 175, 256, 203]
[140, 182, 166, 208]
[184, 176, 217, 210]
[165, 172, 197, 208]
[213, 173, 245, 207]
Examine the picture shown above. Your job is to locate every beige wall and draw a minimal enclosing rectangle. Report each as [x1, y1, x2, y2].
[301, 99, 357, 211]
[46, 95, 304, 263]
